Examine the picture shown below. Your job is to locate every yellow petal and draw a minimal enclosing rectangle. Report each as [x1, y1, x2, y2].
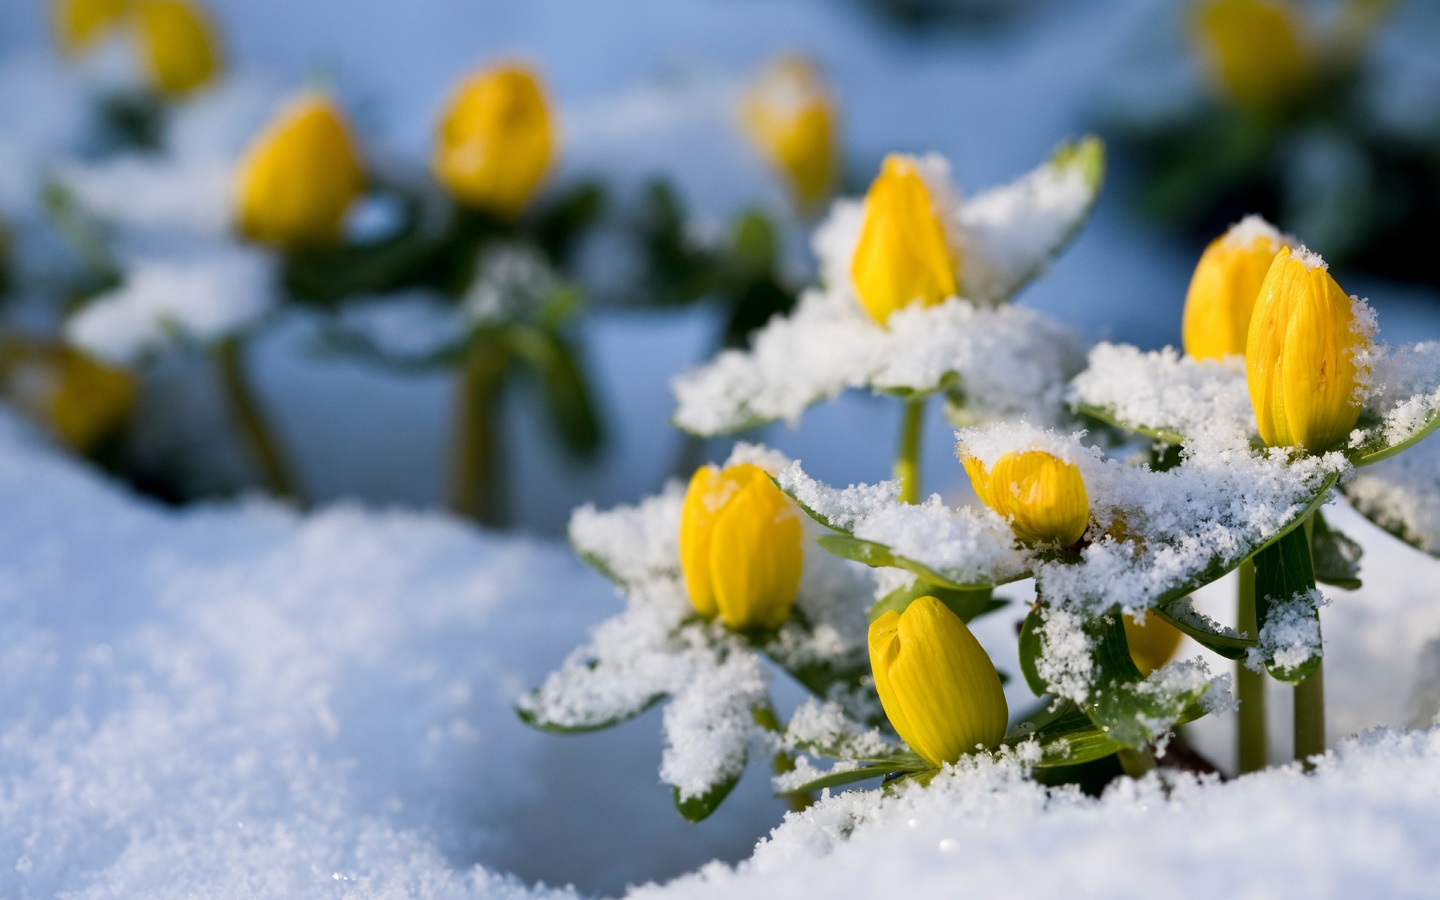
[868, 596, 1008, 766]
[850, 155, 959, 326]
[740, 55, 839, 213]
[133, 0, 222, 96]
[679, 465, 724, 619]
[1193, 0, 1310, 116]
[984, 451, 1089, 547]
[234, 93, 366, 251]
[432, 63, 556, 219]
[1245, 248, 1368, 452]
[961, 454, 991, 508]
[1182, 219, 1288, 360]
[707, 469, 803, 631]
[52, 0, 129, 56]
[1123, 612, 1184, 677]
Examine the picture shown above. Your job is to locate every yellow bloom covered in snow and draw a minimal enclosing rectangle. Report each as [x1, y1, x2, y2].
[963, 450, 1090, 547]
[234, 93, 366, 251]
[850, 155, 959, 325]
[1245, 247, 1369, 453]
[133, 0, 222, 96]
[432, 63, 556, 219]
[52, 0, 129, 56]
[1192, 0, 1311, 116]
[679, 463, 803, 631]
[1182, 217, 1289, 360]
[869, 596, 1008, 766]
[0, 341, 135, 453]
[1123, 612, 1185, 677]
[740, 54, 838, 213]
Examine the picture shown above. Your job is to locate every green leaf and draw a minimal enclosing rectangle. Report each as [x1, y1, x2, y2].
[1018, 701, 1127, 767]
[1017, 607, 1047, 697]
[814, 534, 1000, 592]
[1253, 523, 1323, 684]
[1309, 509, 1362, 590]
[869, 580, 1006, 624]
[504, 325, 605, 460]
[674, 764, 744, 823]
[1351, 407, 1440, 468]
[776, 754, 933, 797]
[1152, 597, 1255, 660]
[1071, 401, 1187, 448]
[514, 689, 665, 734]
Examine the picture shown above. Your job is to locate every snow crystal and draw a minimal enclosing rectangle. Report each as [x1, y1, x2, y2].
[639, 727, 1440, 900]
[1292, 245, 1328, 270]
[56, 155, 234, 235]
[462, 243, 564, 327]
[1251, 588, 1329, 674]
[1352, 342, 1440, 453]
[661, 646, 769, 802]
[954, 420, 1094, 468]
[1220, 213, 1290, 250]
[1034, 606, 1094, 704]
[672, 291, 1083, 435]
[65, 245, 276, 364]
[1069, 343, 1255, 447]
[779, 699, 893, 761]
[1345, 436, 1440, 555]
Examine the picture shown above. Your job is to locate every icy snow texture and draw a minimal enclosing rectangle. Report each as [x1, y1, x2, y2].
[671, 143, 1100, 436]
[637, 727, 1440, 899]
[0, 411, 597, 899]
[523, 445, 878, 802]
[1070, 343, 1255, 446]
[1253, 588, 1329, 675]
[65, 245, 276, 364]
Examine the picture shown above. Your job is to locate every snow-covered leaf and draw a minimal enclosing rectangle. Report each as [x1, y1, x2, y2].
[1252, 526, 1324, 684]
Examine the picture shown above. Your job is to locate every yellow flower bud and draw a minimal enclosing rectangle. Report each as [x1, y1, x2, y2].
[850, 155, 959, 326]
[1193, 0, 1310, 116]
[234, 93, 366, 251]
[1182, 218, 1289, 360]
[739, 54, 839, 213]
[52, 0, 129, 56]
[133, 0, 222, 96]
[678, 463, 804, 631]
[963, 450, 1089, 547]
[869, 596, 1008, 765]
[432, 63, 556, 219]
[1123, 612, 1184, 677]
[0, 342, 135, 453]
[1245, 247, 1369, 452]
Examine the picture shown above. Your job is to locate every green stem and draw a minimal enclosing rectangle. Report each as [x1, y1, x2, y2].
[753, 702, 811, 813]
[1236, 558, 1268, 774]
[1116, 747, 1157, 779]
[214, 336, 300, 501]
[448, 336, 510, 526]
[1294, 658, 1326, 767]
[894, 397, 926, 504]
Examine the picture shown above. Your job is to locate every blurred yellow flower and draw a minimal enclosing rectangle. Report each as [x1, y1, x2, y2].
[52, 0, 129, 56]
[1193, 0, 1311, 116]
[850, 155, 959, 325]
[234, 93, 366, 251]
[1245, 247, 1369, 453]
[964, 450, 1089, 547]
[0, 341, 136, 453]
[678, 462, 803, 631]
[133, 0, 222, 96]
[869, 596, 1007, 766]
[1182, 217, 1289, 360]
[432, 63, 556, 219]
[740, 54, 839, 214]
[1123, 612, 1184, 677]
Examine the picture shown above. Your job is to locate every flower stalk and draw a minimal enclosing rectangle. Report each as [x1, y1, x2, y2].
[448, 335, 510, 526]
[1293, 659, 1326, 767]
[895, 397, 925, 504]
[213, 336, 300, 501]
[1235, 558, 1268, 773]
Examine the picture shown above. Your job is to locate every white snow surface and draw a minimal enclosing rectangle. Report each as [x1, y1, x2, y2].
[635, 726, 1440, 900]
[64, 244, 276, 364]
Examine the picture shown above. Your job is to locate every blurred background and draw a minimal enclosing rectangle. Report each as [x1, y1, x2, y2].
[2, 1, 1440, 893]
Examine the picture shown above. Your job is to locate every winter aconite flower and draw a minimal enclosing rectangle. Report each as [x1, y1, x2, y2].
[432, 63, 556, 219]
[679, 463, 803, 631]
[133, 0, 222, 96]
[234, 93, 366, 251]
[0, 341, 135, 453]
[1192, 0, 1310, 116]
[850, 155, 959, 326]
[52, 0, 128, 55]
[739, 54, 838, 213]
[869, 596, 1008, 766]
[963, 450, 1089, 547]
[1123, 612, 1184, 677]
[1182, 216, 1289, 360]
[1245, 247, 1370, 453]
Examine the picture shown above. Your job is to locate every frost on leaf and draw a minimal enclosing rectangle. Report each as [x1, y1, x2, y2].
[1345, 437, 1440, 556]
